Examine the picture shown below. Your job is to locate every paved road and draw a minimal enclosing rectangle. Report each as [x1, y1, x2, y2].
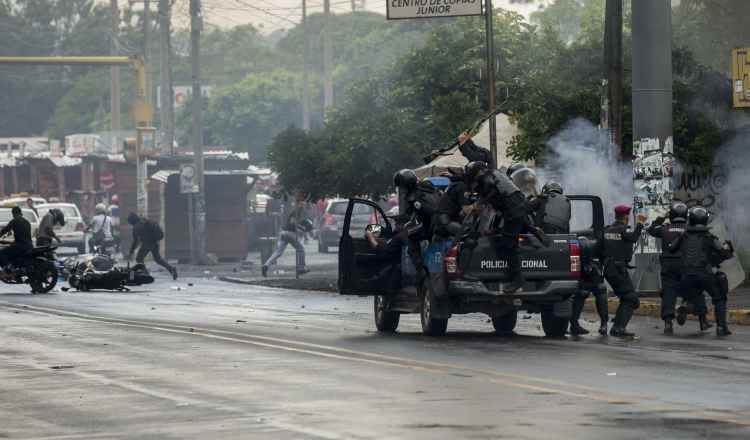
[1, 276, 749, 439]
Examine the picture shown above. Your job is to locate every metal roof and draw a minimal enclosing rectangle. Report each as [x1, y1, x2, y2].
[150, 169, 263, 184]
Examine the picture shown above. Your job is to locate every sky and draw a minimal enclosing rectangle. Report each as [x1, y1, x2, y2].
[166, 0, 548, 33]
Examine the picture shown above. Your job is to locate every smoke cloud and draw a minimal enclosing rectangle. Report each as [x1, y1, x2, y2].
[714, 132, 750, 267]
[539, 118, 633, 226]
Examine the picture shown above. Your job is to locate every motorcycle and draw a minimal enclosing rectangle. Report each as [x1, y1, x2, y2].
[0, 240, 59, 294]
[65, 246, 154, 292]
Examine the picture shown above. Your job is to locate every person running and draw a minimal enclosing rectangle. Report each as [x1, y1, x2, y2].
[126, 213, 177, 280]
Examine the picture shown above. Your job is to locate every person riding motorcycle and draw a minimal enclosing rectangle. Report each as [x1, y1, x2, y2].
[37, 208, 65, 247]
[88, 203, 114, 252]
[0, 207, 34, 274]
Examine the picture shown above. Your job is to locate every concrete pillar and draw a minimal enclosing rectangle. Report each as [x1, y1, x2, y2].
[631, 0, 673, 293]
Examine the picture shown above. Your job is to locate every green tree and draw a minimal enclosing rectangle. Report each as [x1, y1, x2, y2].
[198, 69, 310, 160]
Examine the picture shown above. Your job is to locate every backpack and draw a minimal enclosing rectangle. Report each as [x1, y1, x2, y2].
[414, 180, 440, 218]
[143, 219, 164, 242]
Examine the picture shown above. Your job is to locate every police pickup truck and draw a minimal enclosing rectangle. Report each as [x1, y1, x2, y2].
[338, 196, 604, 337]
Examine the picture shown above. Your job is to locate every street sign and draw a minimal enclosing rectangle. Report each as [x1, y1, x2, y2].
[180, 164, 199, 194]
[386, 0, 483, 20]
[732, 48, 750, 109]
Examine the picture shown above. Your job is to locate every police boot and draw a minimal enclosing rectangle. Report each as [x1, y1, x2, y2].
[610, 306, 635, 338]
[698, 314, 713, 332]
[714, 302, 732, 336]
[609, 327, 636, 338]
[598, 321, 608, 336]
[663, 320, 674, 335]
[569, 322, 589, 336]
[675, 305, 687, 326]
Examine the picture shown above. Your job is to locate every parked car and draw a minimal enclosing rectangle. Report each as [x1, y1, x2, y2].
[318, 199, 380, 253]
[0, 196, 47, 208]
[37, 203, 86, 253]
[0, 208, 40, 239]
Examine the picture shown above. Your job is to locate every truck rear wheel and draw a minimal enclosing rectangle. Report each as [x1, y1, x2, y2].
[420, 280, 448, 336]
[541, 310, 567, 338]
[492, 311, 518, 335]
[374, 295, 400, 333]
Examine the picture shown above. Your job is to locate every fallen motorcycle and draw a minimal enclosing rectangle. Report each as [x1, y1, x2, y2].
[65, 247, 154, 292]
[0, 240, 58, 293]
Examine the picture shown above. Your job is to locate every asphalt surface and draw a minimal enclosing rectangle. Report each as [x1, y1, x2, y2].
[2, 272, 750, 439]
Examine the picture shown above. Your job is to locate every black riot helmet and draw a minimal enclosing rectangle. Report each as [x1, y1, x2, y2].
[464, 161, 488, 183]
[688, 206, 709, 226]
[669, 202, 688, 222]
[393, 169, 418, 191]
[542, 181, 563, 195]
[507, 163, 525, 178]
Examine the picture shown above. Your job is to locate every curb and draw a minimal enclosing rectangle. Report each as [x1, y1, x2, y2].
[218, 276, 258, 285]
[218, 275, 338, 293]
[585, 298, 750, 326]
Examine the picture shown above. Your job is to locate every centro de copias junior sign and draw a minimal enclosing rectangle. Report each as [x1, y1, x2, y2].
[387, 0, 483, 19]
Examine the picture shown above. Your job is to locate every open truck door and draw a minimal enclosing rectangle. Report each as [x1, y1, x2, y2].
[568, 195, 605, 240]
[338, 199, 393, 295]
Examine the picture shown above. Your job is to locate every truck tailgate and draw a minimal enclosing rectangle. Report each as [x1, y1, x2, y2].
[461, 234, 578, 282]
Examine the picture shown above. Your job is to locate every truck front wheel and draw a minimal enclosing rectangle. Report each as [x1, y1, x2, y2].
[492, 311, 518, 335]
[374, 295, 400, 333]
[420, 281, 448, 336]
[541, 310, 568, 338]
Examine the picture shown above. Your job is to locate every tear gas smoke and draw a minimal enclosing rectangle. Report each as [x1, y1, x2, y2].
[538, 118, 633, 225]
[714, 132, 750, 266]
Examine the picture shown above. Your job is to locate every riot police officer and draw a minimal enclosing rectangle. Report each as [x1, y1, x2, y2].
[465, 161, 528, 293]
[645, 202, 711, 334]
[602, 205, 645, 338]
[457, 132, 494, 168]
[668, 206, 734, 336]
[433, 168, 470, 240]
[394, 169, 438, 281]
[529, 181, 571, 234]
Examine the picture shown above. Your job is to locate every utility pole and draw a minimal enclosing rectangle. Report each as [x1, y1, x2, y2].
[323, 0, 334, 114]
[302, 0, 311, 130]
[484, 0, 497, 164]
[158, 0, 175, 154]
[351, 0, 356, 12]
[604, 0, 623, 155]
[190, 0, 206, 264]
[143, 0, 151, 104]
[110, 0, 121, 140]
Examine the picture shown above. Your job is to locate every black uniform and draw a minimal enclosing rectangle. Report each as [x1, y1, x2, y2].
[601, 221, 643, 334]
[0, 216, 33, 267]
[459, 139, 495, 169]
[668, 226, 733, 333]
[529, 192, 571, 234]
[475, 169, 527, 288]
[647, 218, 688, 321]
[401, 181, 439, 280]
[129, 217, 175, 277]
[433, 178, 469, 239]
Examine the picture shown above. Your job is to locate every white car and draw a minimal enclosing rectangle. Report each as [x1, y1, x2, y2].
[0, 208, 39, 240]
[0, 196, 47, 208]
[37, 203, 86, 253]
